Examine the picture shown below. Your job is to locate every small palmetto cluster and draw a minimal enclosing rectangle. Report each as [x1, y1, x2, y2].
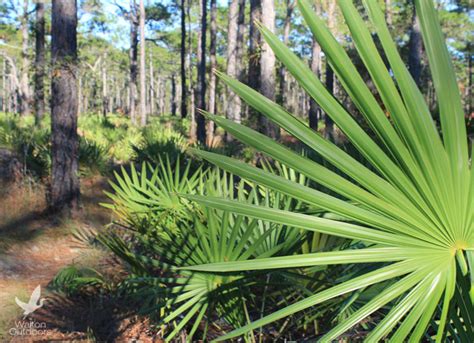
[103, 157, 313, 340]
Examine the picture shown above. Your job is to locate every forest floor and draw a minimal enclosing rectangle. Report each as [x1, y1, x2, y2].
[0, 176, 159, 342]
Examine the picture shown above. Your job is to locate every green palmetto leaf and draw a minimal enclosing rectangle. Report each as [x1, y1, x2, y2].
[182, 0, 472, 340]
[334, 0, 455, 238]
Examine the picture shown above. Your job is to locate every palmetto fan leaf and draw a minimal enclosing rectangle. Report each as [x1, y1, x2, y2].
[182, 0, 473, 340]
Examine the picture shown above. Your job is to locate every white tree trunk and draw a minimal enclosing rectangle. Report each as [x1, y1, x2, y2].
[260, 0, 278, 138]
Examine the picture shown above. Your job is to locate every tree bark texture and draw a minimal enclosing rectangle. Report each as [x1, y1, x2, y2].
[236, 0, 245, 80]
[195, 0, 207, 144]
[149, 53, 155, 115]
[260, 0, 279, 139]
[139, 0, 147, 126]
[408, 7, 423, 87]
[102, 55, 108, 117]
[180, 0, 187, 118]
[207, 0, 217, 146]
[324, 0, 336, 141]
[278, 0, 294, 107]
[20, 0, 32, 116]
[129, 0, 139, 124]
[226, 0, 242, 124]
[248, 0, 261, 93]
[50, 0, 80, 216]
[171, 73, 177, 116]
[34, 0, 46, 124]
[309, 35, 321, 131]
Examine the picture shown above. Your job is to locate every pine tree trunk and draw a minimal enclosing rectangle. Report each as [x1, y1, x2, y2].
[2, 55, 20, 114]
[248, 0, 261, 93]
[309, 35, 321, 131]
[102, 56, 108, 117]
[139, 0, 147, 126]
[129, 0, 138, 124]
[308, 0, 323, 131]
[159, 77, 166, 115]
[149, 54, 155, 116]
[34, 0, 45, 125]
[278, 0, 294, 107]
[186, 0, 196, 125]
[180, 0, 187, 118]
[195, 0, 207, 144]
[226, 0, 242, 135]
[207, 0, 217, 146]
[236, 0, 245, 88]
[408, 7, 423, 87]
[260, 0, 279, 139]
[171, 74, 177, 116]
[20, 0, 32, 116]
[50, 0, 80, 216]
[226, 0, 245, 139]
[324, 0, 336, 141]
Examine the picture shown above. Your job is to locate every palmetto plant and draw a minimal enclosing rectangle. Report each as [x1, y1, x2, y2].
[102, 169, 307, 341]
[181, 0, 473, 340]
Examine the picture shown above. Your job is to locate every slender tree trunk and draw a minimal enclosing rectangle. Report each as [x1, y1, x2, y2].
[139, 0, 147, 126]
[50, 0, 80, 216]
[159, 77, 166, 115]
[226, 0, 242, 127]
[207, 0, 217, 146]
[180, 0, 187, 118]
[102, 56, 108, 117]
[109, 76, 114, 113]
[186, 0, 196, 138]
[260, 0, 279, 139]
[195, 0, 207, 144]
[2, 58, 6, 113]
[77, 75, 82, 115]
[234, 0, 246, 113]
[248, 0, 261, 93]
[226, 0, 246, 134]
[177, 76, 181, 115]
[149, 53, 155, 116]
[408, 7, 423, 87]
[309, 34, 321, 131]
[309, 0, 322, 131]
[324, 0, 336, 141]
[236, 1, 245, 82]
[171, 74, 177, 116]
[155, 75, 161, 114]
[278, 0, 294, 107]
[20, 0, 32, 116]
[12, 76, 18, 114]
[2, 54, 20, 114]
[129, 0, 138, 124]
[34, 0, 45, 124]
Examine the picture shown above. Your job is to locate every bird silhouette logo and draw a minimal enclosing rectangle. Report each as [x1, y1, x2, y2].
[15, 285, 45, 318]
